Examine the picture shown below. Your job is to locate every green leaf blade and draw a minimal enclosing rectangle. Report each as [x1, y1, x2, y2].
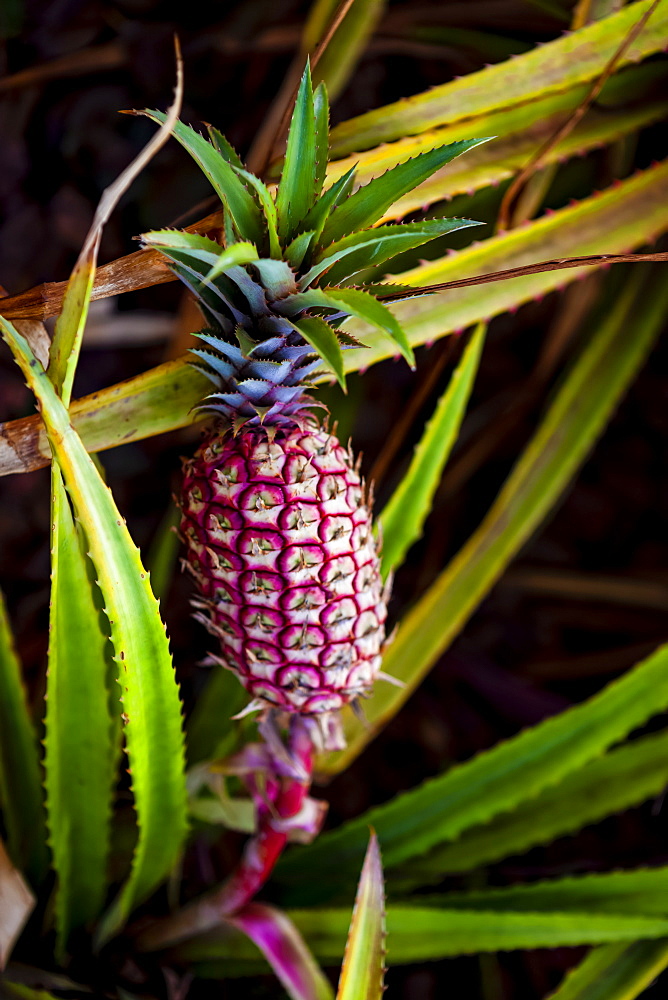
[276, 64, 317, 244]
[141, 112, 264, 246]
[318, 139, 488, 246]
[303, 218, 481, 288]
[290, 314, 346, 389]
[379, 322, 486, 575]
[45, 468, 115, 952]
[0, 316, 188, 945]
[393, 728, 668, 889]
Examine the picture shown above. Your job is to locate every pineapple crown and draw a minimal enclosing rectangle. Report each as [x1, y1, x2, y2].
[139, 63, 484, 429]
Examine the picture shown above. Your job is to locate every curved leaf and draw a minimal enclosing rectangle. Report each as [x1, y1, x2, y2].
[0, 316, 188, 945]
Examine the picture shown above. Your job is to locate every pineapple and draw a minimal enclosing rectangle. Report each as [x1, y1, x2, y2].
[141, 65, 482, 747]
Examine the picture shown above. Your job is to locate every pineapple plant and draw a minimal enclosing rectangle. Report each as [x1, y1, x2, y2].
[140, 63, 483, 747]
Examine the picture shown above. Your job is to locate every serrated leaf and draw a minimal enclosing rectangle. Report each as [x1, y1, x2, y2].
[276, 64, 317, 244]
[290, 314, 346, 389]
[141, 231, 259, 286]
[45, 469, 115, 954]
[379, 322, 486, 576]
[177, 907, 668, 967]
[141, 111, 264, 246]
[0, 589, 47, 885]
[277, 643, 668, 902]
[279, 286, 414, 367]
[302, 218, 481, 288]
[548, 941, 668, 1000]
[285, 230, 317, 270]
[313, 82, 329, 200]
[416, 863, 668, 916]
[391, 728, 668, 889]
[230, 166, 281, 259]
[0, 316, 188, 945]
[206, 126, 244, 169]
[336, 832, 386, 1000]
[328, 0, 668, 153]
[300, 165, 358, 243]
[318, 139, 488, 247]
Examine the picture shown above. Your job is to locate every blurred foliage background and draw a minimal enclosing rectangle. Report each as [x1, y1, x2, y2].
[1, 0, 667, 996]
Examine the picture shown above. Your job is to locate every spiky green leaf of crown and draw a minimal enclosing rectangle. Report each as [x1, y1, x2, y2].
[140, 62, 486, 427]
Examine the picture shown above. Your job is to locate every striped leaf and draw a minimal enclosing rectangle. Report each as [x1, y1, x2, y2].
[140, 111, 264, 247]
[3, 160, 668, 477]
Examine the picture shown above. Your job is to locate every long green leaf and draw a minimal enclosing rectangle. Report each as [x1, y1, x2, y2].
[276, 63, 317, 244]
[390, 728, 668, 889]
[318, 140, 487, 247]
[379, 322, 486, 576]
[547, 941, 668, 1000]
[3, 161, 668, 478]
[45, 469, 115, 953]
[277, 642, 668, 901]
[178, 908, 668, 967]
[302, 218, 480, 288]
[0, 590, 47, 884]
[140, 112, 264, 246]
[414, 865, 668, 916]
[328, 0, 668, 153]
[0, 316, 188, 944]
[336, 832, 386, 1000]
[320, 262, 668, 773]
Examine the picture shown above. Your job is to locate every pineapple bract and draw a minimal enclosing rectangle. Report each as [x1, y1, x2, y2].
[141, 64, 483, 743]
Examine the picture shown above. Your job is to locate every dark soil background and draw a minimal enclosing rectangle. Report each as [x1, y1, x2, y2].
[1, 1, 667, 998]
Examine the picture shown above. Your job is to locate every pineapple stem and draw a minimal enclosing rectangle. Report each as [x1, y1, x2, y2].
[136, 716, 316, 951]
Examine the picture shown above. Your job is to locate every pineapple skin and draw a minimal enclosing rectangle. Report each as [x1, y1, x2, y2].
[181, 422, 388, 716]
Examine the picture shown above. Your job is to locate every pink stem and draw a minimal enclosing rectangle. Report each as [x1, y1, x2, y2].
[137, 717, 315, 952]
[215, 721, 314, 915]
